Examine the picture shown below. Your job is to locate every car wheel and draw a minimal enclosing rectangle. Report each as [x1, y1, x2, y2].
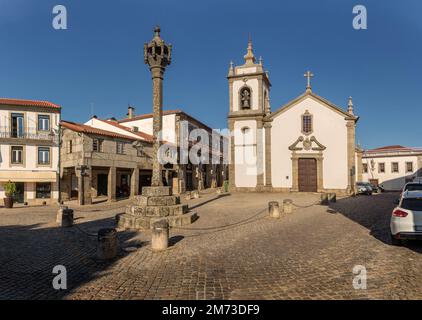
[390, 235, 402, 246]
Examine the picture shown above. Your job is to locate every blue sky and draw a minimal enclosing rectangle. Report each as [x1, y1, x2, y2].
[0, 0, 421, 149]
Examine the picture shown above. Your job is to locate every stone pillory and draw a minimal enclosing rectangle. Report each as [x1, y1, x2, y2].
[117, 26, 197, 230]
[143, 25, 172, 187]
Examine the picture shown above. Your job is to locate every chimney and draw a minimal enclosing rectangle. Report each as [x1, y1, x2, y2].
[127, 105, 135, 119]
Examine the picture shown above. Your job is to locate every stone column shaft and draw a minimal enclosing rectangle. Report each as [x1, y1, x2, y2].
[228, 120, 236, 191]
[346, 121, 356, 193]
[131, 167, 139, 197]
[256, 120, 264, 189]
[151, 67, 164, 187]
[264, 122, 272, 188]
[83, 173, 92, 205]
[108, 166, 116, 202]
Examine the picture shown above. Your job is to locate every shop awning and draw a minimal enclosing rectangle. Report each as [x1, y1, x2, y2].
[0, 171, 57, 182]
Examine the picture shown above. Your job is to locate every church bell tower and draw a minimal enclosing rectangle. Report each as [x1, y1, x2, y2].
[227, 37, 272, 191]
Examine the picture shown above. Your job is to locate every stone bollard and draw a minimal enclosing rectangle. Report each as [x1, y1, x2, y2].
[283, 199, 293, 214]
[216, 188, 222, 194]
[185, 192, 192, 200]
[151, 219, 169, 251]
[97, 228, 118, 260]
[191, 190, 200, 199]
[57, 206, 74, 227]
[268, 201, 281, 219]
[328, 193, 337, 203]
[320, 193, 329, 205]
[56, 205, 68, 223]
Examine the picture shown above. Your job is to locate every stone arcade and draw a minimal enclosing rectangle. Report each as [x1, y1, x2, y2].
[117, 26, 197, 229]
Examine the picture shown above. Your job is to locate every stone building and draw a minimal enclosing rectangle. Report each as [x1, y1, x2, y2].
[94, 108, 228, 194]
[228, 40, 360, 194]
[0, 98, 61, 205]
[361, 145, 422, 191]
[60, 120, 154, 204]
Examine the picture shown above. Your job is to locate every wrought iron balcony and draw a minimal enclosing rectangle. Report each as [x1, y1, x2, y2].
[0, 126, 58, 142]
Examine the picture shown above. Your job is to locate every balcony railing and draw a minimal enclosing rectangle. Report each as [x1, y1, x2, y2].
[0, 126, 58, 142]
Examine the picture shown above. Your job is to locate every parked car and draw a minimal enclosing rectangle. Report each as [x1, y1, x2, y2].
[413, 177, 422, 184]
[356, 182, 373, 195]
[390, 190, 422, 246]
[402, 182, 422, 193]
[370, 183, 380, 193]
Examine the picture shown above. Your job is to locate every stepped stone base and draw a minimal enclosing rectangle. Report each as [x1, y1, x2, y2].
[116, 186, 197, 230]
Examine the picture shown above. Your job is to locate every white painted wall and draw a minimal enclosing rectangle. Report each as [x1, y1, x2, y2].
[85, 118, 143, 140]
[0, 107, 60, 200]
[119, 114, 176, 143]
[271, 96, 348, 190]
[362, 155, 420, 190]
[233, 120, 258, 187]
[236, 67, 257, 75]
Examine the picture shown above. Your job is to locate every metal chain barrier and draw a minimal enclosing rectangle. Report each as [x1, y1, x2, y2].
[73, 223, 98, 237]
[172, 207, 268, 232]
[291, 199, 322, 208]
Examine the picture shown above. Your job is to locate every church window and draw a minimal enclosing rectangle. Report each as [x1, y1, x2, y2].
[301, 111, 313, 135]
[406, 162, 413, 173]
[240, 87, 251, 110]
[378, 163, 385, 173]
[363, 163, 368, 173]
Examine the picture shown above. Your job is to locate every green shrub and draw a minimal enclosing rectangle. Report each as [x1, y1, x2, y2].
[223, 180, 229, 193]
[4, 181, 16, 197]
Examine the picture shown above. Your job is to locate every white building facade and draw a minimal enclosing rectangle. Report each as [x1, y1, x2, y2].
[362, 145, 422, 191]
[84, 109, 228, 194]
[228, 41, 359, 194]
[0, 98, 61, 204]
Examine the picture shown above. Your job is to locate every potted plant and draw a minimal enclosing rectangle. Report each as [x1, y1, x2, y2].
[223, 180, 229, 193]
[4, 181, 16, 208]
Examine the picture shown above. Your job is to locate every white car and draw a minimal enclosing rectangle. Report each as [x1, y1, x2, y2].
[413, 177, 422, 184]
[390, 190, 422, 246]
[402, 182, 422, 193]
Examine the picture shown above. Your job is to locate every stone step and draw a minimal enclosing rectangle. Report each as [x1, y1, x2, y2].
[126, 204, 188, 217]
[141, 186, 172, 197]
[117, 211, 198, 230]
[134, 195, 180, 206]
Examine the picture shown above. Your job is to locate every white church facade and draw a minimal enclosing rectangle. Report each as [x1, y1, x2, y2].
[228, 40, 360, 194]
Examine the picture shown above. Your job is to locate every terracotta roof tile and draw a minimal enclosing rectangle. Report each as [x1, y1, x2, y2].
[366, 145, 422, 153]
[0, 98, 60, 109]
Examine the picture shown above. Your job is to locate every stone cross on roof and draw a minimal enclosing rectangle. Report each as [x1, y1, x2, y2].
[304, 71, 314, 92]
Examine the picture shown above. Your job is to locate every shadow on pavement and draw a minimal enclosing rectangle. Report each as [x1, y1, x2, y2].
[0, 216, 140, 299]
[328, 192, 422, 253]
[189, 193, 231, 210]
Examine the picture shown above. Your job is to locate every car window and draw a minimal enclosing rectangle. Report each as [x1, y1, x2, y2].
[401, 198, 422, 211]
[405, 184, 422, 192]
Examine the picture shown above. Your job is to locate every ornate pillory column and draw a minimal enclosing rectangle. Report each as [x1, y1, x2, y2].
[117, 26, 197, 230]
[145, 25, 170, 187]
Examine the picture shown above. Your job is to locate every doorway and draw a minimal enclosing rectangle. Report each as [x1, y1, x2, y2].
[97, 174, 108, 196]
[13, 182, 25, 203]
[298, 158, 317, 192]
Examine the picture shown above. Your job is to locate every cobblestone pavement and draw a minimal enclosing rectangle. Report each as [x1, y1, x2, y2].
[1, 192, 422, 300]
